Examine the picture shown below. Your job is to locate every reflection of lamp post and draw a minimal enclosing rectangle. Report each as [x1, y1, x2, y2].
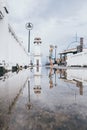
[25, 22, 33, 53]
[26, 80, 32, 110]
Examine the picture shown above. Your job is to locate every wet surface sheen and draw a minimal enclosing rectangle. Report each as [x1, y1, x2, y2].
[0, 67, 87, 130]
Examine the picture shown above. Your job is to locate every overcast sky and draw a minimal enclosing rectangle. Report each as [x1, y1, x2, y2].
[7, 0, 87, 63]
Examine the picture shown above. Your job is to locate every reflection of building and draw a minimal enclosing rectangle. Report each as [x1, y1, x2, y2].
[73, 79, 83, 95]
[34, 37, 42, 67]
[66, 69, 87, 86]
[66, 69, 86, 95]
[59, 69, 87, 95]
[49, 68, 53, 89]
[59, 69, 67, 79]
[33, 67, 42, 95]
[0, 70, 29, 129]
[48, 68, 57, 88]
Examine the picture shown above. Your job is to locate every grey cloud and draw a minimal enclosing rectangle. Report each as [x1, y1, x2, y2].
[27, 0, 87, 20]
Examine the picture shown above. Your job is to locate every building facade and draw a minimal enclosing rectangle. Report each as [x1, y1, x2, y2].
[0, 0, 30, 71]
[33, 37, 42, 66]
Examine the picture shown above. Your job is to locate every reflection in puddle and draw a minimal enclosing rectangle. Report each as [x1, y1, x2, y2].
[48, 68, 57, 89]
[0, 70, 29, 129]
[0, 67, 87, 130]
[59, 68, 87, 96]
[26, 80, 32, 110]
[33, 67, 42, 95]
[49, 68, 53, 89]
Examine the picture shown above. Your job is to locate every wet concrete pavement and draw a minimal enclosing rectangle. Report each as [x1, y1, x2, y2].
[0, 67, 87, 130]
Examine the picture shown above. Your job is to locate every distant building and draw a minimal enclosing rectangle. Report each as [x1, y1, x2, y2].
[59, 37, 87, 67]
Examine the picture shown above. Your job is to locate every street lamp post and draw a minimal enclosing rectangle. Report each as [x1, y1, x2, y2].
[25, 22, 33, 53]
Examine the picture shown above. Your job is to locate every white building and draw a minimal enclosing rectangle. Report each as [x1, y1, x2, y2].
[33, 37, 42, 66]
[0, 0, 30, 71]
[67, 49, 87, 67]
[66, 37, 87, 67]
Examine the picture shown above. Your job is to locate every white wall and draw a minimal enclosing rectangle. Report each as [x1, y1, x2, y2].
[8, 26, 29, 67]
[34, 44, 42, 66]
[67, 50, 87, 66]
[0, 2, 30, 69]
[0, 3, 8, 64]
[67, 69, 87, 86]
[0, 69, 29, 113]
